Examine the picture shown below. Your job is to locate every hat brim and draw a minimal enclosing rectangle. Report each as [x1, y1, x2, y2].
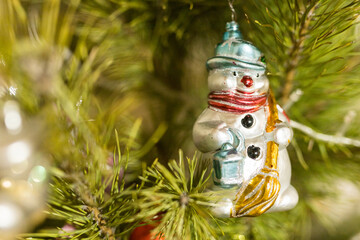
[206, 56, 265, 70]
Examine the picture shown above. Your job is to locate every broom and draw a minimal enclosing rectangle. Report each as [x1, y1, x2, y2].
[231, 89, 282, 217]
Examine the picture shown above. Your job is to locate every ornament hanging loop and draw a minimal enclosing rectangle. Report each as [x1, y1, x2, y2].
[228, 0, 237, 21]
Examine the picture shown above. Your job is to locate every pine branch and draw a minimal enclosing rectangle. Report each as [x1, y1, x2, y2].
[243, 0, 360, 104]
[290, 120, 360, 147]
[19, 145, 137, 239]
[134, 150, 223, 240]
[282, 3, 317, 103]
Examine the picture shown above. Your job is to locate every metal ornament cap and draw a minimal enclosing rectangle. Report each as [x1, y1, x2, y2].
[206, 21, 266, 70]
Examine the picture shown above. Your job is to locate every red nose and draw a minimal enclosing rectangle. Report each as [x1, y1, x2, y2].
[241, 76, 253, 88]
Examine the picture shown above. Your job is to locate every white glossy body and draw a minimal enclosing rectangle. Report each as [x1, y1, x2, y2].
[193, 68, 298, 217]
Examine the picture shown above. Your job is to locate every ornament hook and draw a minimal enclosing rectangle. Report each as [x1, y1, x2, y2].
[227, 0, 237, 21]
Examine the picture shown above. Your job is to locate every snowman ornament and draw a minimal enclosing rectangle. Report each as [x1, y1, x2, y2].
[193, 21, 298, 217]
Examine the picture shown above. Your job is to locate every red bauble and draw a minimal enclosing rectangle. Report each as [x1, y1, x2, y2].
[130, 224, 164, 240]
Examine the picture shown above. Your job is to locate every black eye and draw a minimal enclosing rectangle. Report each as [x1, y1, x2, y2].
[247, 145, 261, 159]
[241, 114, 254, 128]
[256, 73, 259, 77]
[233, 72, 237, 76]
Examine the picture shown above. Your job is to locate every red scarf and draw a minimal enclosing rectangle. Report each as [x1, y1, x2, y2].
[208, 90, 267, 114]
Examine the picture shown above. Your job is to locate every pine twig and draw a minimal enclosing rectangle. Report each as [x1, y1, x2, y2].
[135, 150, 221, 239]
[281, 4, 316, 104]
[290, 120, 360, 147]
[86, 206, 115, 240]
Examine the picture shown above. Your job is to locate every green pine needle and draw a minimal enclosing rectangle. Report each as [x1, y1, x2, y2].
[135, 150, 222, 240]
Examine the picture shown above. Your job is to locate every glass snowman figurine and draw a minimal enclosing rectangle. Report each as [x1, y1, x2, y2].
[193, 22, 298, 217]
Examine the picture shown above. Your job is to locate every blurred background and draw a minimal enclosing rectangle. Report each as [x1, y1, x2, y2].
[0, 0, 360, 239]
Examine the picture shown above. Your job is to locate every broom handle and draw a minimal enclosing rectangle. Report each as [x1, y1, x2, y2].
[265, 89, 281, 170]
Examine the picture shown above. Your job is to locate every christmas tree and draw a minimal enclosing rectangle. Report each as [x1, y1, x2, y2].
[1, 0, 360, 239]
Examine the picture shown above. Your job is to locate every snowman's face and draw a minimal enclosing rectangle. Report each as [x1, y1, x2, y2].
[208, 68, 269, 94]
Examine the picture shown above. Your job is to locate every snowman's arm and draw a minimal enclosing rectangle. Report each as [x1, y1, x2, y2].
[273, 105, 293, 147]
[193, 118, 232, 153]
